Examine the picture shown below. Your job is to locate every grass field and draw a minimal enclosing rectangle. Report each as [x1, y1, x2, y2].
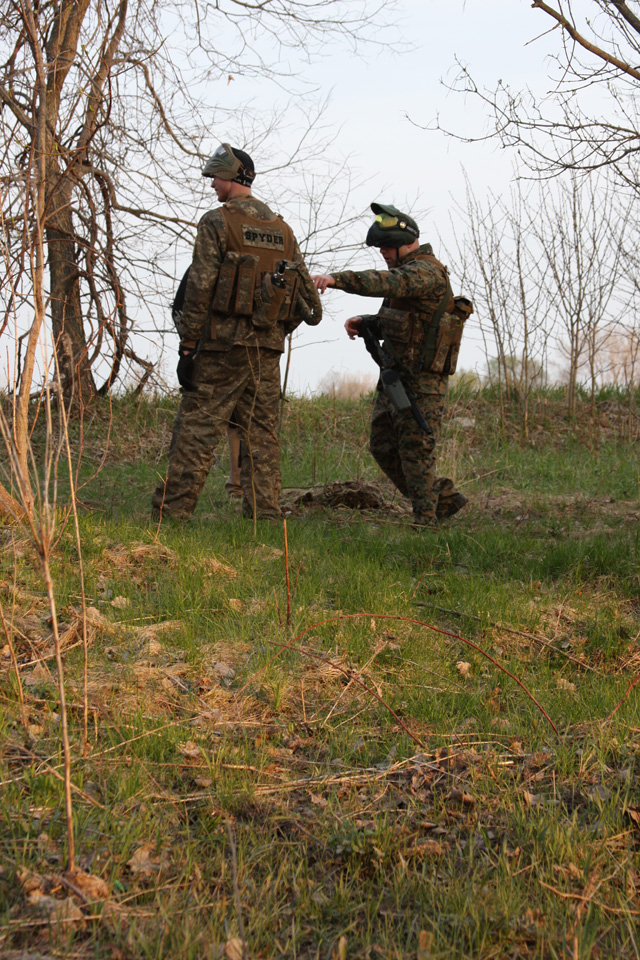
[1, 384, 639, 959]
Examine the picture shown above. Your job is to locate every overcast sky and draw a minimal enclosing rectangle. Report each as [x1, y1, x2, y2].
[161, 0, 577, 392]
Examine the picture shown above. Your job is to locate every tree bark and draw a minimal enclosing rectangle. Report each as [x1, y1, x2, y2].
[45, 166, 97, 404]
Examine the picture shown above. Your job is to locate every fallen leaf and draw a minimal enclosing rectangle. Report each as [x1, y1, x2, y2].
[522, 790, 542, 808]
[334, 935, 347, 960]
[309, 792, 328, 808]
[203, 557, 237, 579]
[448, 789, 475, 806]
[127, 843, 170, 875]
[418, 929, 433, 958]
[224, 938, 246, 960]
[626, 805, 640, 826]
[65, 868, 111, 901]
[214, 661, 236, 680]
[28, 891, 85, 928]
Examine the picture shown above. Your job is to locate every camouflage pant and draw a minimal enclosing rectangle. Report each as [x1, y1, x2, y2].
[370, 372, 452, 522]
[152, 346, 282, 519]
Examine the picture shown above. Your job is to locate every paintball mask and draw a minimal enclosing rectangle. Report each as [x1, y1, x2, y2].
[202, 143, 256, 186]
[366, 202, 420, 248]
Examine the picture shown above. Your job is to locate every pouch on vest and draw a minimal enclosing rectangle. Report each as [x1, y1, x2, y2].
[376, 305, 412, 344]
[275, 273, 299, 324]
[251, 273, 278, 329]
[426, 296, 474, 375]
[252, 271, 300, 329]
[211, 252, 239, 316]
[234, 254, 259, 316]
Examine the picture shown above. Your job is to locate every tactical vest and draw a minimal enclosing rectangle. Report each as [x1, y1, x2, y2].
[207, 204, 298, 346]
[377, 252, 473, 376]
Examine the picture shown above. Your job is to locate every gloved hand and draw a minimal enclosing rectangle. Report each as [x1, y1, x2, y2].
[177, 344, 197, 391]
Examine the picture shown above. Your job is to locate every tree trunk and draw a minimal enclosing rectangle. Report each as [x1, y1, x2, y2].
[46, 168, 96, 405]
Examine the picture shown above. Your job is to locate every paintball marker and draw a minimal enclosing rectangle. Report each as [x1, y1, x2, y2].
[271, 259, 301, 288]
[357, 316, 433, 437]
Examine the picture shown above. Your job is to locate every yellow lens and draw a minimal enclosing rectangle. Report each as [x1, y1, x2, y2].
[375, 214, 399, 228]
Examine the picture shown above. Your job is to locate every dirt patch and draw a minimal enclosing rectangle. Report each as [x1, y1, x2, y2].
[283, 480, 405, 516]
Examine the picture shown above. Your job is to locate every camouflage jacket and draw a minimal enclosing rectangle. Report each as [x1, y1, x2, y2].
[178, 195, 322, 352]
[331, 243, 451, 377]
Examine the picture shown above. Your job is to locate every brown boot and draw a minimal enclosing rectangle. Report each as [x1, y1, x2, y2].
[435, 477, 468, 521]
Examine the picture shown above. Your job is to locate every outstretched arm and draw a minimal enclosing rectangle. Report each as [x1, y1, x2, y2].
[311, 274, 336, 293]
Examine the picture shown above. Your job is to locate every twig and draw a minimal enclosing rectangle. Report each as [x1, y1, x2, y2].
[25, 750, 105, 810]
[602, 669, 640, 725]
[539, 880, 639, 916]
[283, 518, 292, 625]
[246, 612, 559, 738]
[227, 821, 247, 959]
[325, 641, 386, 723]
[261, 636, 427, 749]
[423, 604, 602, 675]
[0, 600, 28, 733]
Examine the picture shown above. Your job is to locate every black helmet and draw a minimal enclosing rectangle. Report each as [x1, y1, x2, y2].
[365, 202, 419, 248]
[202, 143, 255, 186]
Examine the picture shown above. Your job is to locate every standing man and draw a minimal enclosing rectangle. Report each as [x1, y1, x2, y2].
[312, 202, 468, 527]
[153, 143, 322, 521]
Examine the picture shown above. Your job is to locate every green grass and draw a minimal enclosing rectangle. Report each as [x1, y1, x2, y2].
[1, 386, 639, 959]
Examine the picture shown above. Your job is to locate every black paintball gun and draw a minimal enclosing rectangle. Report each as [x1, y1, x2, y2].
[357, 316, 433, 437]
[271, 259, 301, 288]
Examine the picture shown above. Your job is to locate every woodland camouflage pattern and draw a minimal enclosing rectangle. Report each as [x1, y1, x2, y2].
[332, 243, 465, 525]
[154, 195, 321, 520]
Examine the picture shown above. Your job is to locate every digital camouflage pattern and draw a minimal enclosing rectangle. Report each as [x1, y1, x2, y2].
[156, 193, 322, 520]
[152, 347, 282, 520]
[178, 195, 321, 352]
[332, 243, 466, 525]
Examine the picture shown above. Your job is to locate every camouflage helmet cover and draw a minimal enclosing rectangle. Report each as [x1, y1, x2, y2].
[202, 143, 256, 186]
[366, 202, 420, 249]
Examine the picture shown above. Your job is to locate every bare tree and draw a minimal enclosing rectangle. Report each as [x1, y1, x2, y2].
[445, 166, 634, 431]
[428, 1, 640, 192]
[0, 0, 395, 517]
[0, 0, 394, 405]
[534, 171, 630, 419]
[444, 174, 549, 436]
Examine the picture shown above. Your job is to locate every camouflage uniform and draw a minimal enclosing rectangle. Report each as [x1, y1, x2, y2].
[332, 243, 462, 525]
[153, 195, 321, 520]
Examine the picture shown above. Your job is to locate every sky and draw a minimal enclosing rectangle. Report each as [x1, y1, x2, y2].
[157, 0, 567, 394]
[133, 0, 594, 394]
